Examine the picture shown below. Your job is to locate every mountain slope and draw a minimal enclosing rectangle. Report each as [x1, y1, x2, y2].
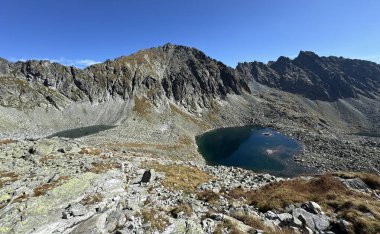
[0, 44, 250, 112]
[0, 44, 379, 179]
[237, 51, 380, 101]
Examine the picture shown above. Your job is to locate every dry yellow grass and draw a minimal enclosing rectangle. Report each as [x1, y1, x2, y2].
[0, 171, 18, 189]
[213, 218, 244, 234]
[231, 212, 266, 230]
[197, 190, 220, 206]
[227, 175, 380, 234]
[177, 135, 193, 145]
[206, 100, 222, 124]
[12, 194, 29, 203]
[80, 193, 104, 205]
[85, 162, 120, 174]
[141, 208, 169, 232]
[33, 176, 69, 197]
[79, 147, 102, 155]
[170, 203, 193, 217]
[0, 139, 16, 145]
[149, 163, 212, 192]
[124, 142, 184, 151]
[133, 96, 151, 118]
[230, 212, 294, 234]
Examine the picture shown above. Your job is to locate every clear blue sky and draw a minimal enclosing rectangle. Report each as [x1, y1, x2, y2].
[1, 0, 379, 68]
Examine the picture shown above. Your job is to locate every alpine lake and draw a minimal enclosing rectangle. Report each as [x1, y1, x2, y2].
[48, 125, 116, 139]
[196, 125, 315, 177]
[49, 124, 314, 177]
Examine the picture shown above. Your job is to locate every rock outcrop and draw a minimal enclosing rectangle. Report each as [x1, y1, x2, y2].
[1, 138, 376, 233]
[3, 45, 380, 110]
[237, 51, 380, 101]
[0, 44, 250, 112]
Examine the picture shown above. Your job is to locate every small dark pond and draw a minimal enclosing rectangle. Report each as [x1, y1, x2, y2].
[48, 125, 116, 139]
[196, 125, 315, 177]
[353, 132, 380, 138]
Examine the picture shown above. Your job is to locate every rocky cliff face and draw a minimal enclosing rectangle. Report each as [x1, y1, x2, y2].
[1, 45, 380, 109]
[237, 51, 380, 101]
[1, 44, 380, 138]
[0, 44, 250, 112]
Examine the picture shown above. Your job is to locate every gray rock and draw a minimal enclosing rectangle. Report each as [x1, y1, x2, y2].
[202, 218, 216, 233]
[313, 214, 330, 231]
[172, 219, 204, 234]
[210, 213, 224, 221]
[47, 173, 61, 183]
[63, 203, 88, 219]
[302, 201, 323, 214]
[140, 169, 155, 183]
[340, 177, 371, 192]
[338, 219, 351, 233]
[291, 216, 303, 228]
[106, 210, 126, 232]
[304, 226, 313, 234]
[265, 211, 278, 220]
[277, 213, 293, 223]
[57, 148, 65, 153]
[292, 208, 330, 231]
[71, 213, 108, 234]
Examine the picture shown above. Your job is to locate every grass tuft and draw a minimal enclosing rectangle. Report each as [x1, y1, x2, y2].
[149, 163, 212, 193]
[0, 171, 18, 189]
[0, 139, 17, 145]
[33, 176, 69, 197]
[85, 162, 119, 174]
[80, 193, 104, 205]
[133, 96, 151, 118]
[141, 208, 169, 232]
[198, 190, 220, 206]
[227, 175, 380, 234]
[79, 147, 102, 155]
[170, 203, 193, 217]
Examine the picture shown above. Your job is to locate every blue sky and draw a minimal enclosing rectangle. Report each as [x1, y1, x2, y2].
[1, 0, 379, 68]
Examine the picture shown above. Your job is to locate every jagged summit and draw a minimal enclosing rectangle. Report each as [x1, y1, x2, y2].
[296, 50, 319, 58]
[0, 44, 250, 111]
[237, 50, 380, 101]
[1, 44, 380, 107]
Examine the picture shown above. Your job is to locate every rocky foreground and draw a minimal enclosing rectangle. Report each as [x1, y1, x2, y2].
[1, 138, 379, 234]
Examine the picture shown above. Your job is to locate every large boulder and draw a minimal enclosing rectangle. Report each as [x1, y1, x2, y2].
[301, 201, 323, 214]
[339, 177, 371, 192]
[292, 208, 330, 232]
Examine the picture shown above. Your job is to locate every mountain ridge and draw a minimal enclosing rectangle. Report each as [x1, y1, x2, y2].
[237, 50, 380, 101]
[1, 44, 379, 106]
[0, 44, 250, 112]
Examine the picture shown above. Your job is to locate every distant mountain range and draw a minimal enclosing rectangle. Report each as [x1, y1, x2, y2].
[0, 43, 379, 139]
[238, 51, 380, 101]
[1, 44, 379, 111]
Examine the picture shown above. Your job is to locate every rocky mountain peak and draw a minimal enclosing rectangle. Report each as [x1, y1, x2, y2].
[1, 45, 379, 110]
[296, 50, 319, 59]
[238, 51, 380, 101]
[0, 44, 251, 112]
